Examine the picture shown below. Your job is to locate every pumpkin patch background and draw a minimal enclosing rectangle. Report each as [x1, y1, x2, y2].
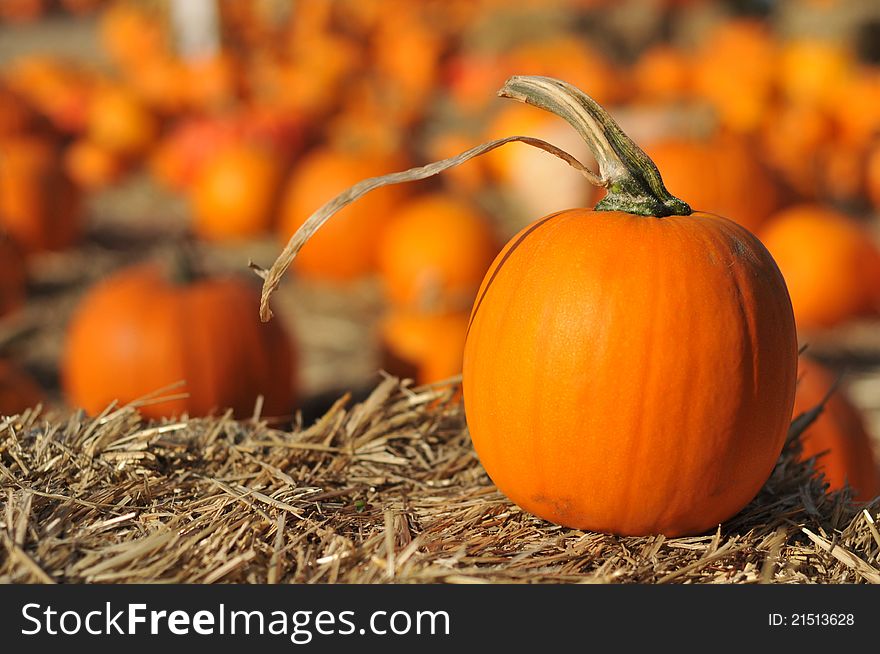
[2, 0, 880, 583]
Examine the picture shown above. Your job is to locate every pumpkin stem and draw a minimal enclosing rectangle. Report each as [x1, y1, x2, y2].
[252, 134, 598, 321]
[498, 75, 691, 217]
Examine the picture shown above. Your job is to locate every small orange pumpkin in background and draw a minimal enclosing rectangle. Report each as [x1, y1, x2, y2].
[377, 194, 499, 310]
[0, 135, 83, 253]
[643, 133, 781, 233]
[631, 44, 692, 104]
[0, 359, 44, 416]
[4, 56, 94, 134]
[379, 310, 470, 385]
[63, 258, 296, 420]
[86, 84, 159, 159]
[277, 148, 408, 282]
[759, 205, 880, 330]
[191, 143, 286, 241]
[794, 358, 880, 502]
[0, 234, 26, 318]
[63, 138, 126, 190]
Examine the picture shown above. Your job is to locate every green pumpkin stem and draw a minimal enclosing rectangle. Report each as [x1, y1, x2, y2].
[498, 75, 691, 217]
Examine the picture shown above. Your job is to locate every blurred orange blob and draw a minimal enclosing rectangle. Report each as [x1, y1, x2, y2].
[378, 194, 499, 310]
[86, 84, 159, 158]
[692, 20, 777, 133]
[5, 56, 94, 133]
[644, 134, 780, 233]
[631, 44, 692, 104]
[99, 3, 168, 70]
[191, 143, 285, 241]
[0, 135, 83, 252]
[794, 358, 880, 501]
[63, 138, 125, 189]
[380, 310, 470, 385]
[778, 39, 853, 110]
[759, 205, 880, 330]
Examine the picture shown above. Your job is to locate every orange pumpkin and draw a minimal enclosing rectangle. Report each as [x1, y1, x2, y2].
[0, 135, 83, 253]
[86, 84, 158, 158]
[794, 358, 880, 501]
[380, 310, 470, 385]
[644, 134, 781, 233]
[759, 205, 880, 330]
[691, 20, 777, 133]
[99, 3, 168, 70]
[277, 149, 407, 282]
[63, 138, 125, 190]
[191, 143, 285, 241]
[377, 194, 499, 310]
[631, 44, 692, 104]
[4, 57, 94, 133]
[0, 234, 26, 318]
[63, 261, 295, 419]
[462, 77, 798, 536]
[0, 360, 44, 416]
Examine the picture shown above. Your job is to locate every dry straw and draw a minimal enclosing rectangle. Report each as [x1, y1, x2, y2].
[1, 375, 878, 584]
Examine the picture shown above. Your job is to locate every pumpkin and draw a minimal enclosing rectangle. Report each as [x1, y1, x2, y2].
[99, 3, 168, 71]
[62, 260, 295, 419]
[631, 44, 691, 104]
[379, 310, 470, 385]
[0, 234, 26, 318]
[63, 138, 125, 190]
[4, 57, 94, 133]
[777, 38, 853, 110]
[377, 194, 499, 310]
[86, 84, 158, 158]
[691, 20, 777, 133]
[277, 148, 407, 282]
[794, 358, 880, 501]
[0, 360, 44, 416]
[191, 143, 285, 241]
[643, 134, 781, 234]
[0, 135, 83, 253]
[258, 75, 799, 537]
[759, 205, 880, 330]
[459, 77, 798, 537]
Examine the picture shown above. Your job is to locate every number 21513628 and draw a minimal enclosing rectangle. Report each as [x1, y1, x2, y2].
[769, 613, 854, 627]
